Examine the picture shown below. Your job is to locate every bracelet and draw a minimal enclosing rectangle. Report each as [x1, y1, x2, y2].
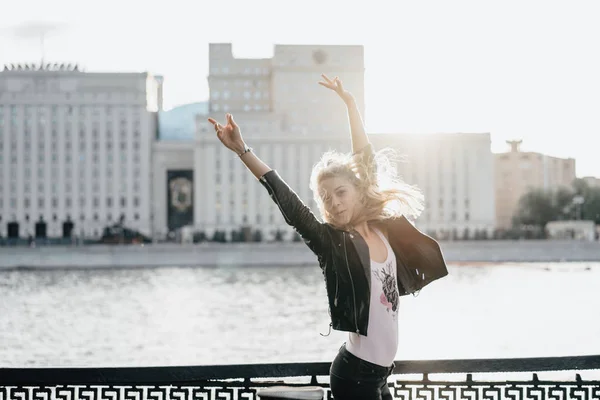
[238, 145, 253, 157]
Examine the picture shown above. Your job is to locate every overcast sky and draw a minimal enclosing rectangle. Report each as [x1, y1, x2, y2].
[1, 0, 599, 177]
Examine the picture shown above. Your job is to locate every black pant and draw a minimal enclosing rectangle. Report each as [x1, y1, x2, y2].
[329, 343, 395, 400]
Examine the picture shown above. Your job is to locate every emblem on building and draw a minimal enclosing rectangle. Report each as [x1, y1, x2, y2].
[170, 177, 193, 212]
[313, 50, 327, 65]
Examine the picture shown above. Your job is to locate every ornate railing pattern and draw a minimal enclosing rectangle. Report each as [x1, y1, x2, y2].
[1, 355, 600, 399]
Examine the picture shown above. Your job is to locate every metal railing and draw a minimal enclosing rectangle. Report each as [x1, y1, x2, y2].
[1, 355, 600, 399]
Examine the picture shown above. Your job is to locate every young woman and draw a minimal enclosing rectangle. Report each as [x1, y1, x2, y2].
[208, 74, 448, 400]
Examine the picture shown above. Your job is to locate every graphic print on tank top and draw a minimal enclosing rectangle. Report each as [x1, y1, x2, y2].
[374, 261, 399, 319]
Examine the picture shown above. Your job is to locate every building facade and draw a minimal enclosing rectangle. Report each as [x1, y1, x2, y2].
[495, 140, 576, 229]
[370, 133, 496, 238]
[188, 43, 365, 241]
[150, 43, 497, 241]
[582, 176, 600, 188]
[0, 63, 160, 239]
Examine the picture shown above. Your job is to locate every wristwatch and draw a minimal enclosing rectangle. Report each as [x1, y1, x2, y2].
[238, 144, 252, 157]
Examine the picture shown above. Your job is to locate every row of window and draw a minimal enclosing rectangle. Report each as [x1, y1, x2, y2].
[210, 66, 269, 75]
[0, 153, 141, 165]
[0, 196, 141, 208]
[0, 128, 142, 140]
[0, 141, 142, 154]
[421, 211, 471, 222]
[212, 90, 268, 100]
[0, 213, 141, 223]
[1, 179, 141, 194]
[211, 104, 267, 112]
[0, 105, 143, 115]
[214, 213, 276, 225]
[1, 166, 142, 180]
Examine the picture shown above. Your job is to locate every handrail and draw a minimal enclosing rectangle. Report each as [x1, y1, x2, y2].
[2, 355, 600, 385]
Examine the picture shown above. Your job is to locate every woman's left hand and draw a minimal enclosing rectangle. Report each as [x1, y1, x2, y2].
[318, 74, 353, 102]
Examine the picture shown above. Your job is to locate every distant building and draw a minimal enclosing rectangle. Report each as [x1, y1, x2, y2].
[494, 140, 576, 229]
[151, 44, 497, 240]
[152, 43, 364, 239]
[581, 176, 600, 188]
[370, 133, 496, 238]
[158, 102, 208, 141]
[0, 63, 160, 239]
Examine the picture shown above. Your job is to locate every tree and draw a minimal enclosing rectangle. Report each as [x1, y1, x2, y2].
[193, 231, 206, 243]
[513, 189, 559, 230]
[513, 181, 600, 230]
[572, 179, 600, 224]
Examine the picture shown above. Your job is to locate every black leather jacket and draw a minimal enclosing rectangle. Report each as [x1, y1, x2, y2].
[258, 152, 448, 336]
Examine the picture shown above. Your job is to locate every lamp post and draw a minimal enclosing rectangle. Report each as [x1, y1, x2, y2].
[572, 196, 585, 220]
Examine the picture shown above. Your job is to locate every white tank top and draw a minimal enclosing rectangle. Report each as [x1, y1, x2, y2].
[346, 227, 399, 367]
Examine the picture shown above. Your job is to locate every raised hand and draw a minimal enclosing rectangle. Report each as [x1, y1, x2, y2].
[318, 74, 353, 102]
[208, 113, 246, 154]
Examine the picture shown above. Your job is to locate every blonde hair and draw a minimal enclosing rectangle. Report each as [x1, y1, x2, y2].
[309, 146, 424, 229]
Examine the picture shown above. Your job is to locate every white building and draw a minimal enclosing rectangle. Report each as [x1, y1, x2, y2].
[370, 133, 496, 239]
[151, 43, 495, 241]
[151, 43, 365, 240]
[0, 63, 160, 239]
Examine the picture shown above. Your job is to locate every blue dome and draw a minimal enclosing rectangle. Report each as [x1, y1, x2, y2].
[158, 102, 209, 141]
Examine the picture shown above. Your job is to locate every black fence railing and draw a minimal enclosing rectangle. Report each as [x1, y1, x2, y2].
[1, 355, 600, 399]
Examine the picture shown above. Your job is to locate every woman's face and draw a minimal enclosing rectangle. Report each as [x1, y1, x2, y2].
[318, 176, 362, 226]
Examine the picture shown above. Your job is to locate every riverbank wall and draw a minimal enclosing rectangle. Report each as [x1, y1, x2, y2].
[0, 240, 599, 269]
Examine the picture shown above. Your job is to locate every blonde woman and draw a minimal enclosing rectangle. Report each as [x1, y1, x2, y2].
[208, 74, 448, 400]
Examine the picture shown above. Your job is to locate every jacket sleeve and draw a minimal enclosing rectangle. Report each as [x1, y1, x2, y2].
[352, 143, 377, 182]
[259, 170, 328, 257]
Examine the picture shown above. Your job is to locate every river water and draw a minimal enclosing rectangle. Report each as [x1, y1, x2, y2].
[1, 262, 599, 369]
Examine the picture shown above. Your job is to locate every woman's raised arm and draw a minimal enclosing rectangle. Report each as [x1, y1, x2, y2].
[318, 74, 370, 154]
[208, 113, 271, 179]
[208, 114, 328, 256]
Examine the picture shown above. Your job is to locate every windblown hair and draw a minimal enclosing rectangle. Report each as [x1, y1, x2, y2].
[309, 146, 424, 229]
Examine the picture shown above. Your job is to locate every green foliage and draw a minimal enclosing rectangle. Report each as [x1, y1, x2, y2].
[513, 179, 600, 229]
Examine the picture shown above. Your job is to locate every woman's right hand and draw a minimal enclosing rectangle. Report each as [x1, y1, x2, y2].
[208, 113, 246, 154]
[318, 74, 353, 103]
